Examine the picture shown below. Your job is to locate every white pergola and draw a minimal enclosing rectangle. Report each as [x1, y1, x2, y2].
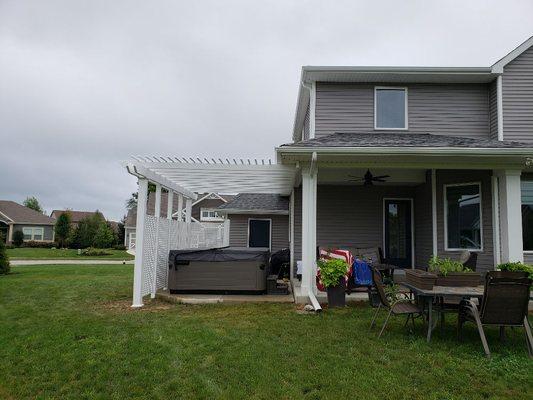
[125, 157, 296, 307]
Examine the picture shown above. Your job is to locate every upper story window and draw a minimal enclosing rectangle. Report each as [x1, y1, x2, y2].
[200, 208, 224, 222]
[374, 87, 408, 130]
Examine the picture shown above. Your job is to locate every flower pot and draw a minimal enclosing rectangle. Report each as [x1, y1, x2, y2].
[435, 272, 482, 287]
[405, 269, 437, 290]
[326, 280, 346, 308]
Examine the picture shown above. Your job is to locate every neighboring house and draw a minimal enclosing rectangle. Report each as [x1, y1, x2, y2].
[126, 36, 533, 305]
[216, 193, 289, 252]
[50, 210, 105, 228]
[0, 200, 56, 244]
[124, 192, 234, 249]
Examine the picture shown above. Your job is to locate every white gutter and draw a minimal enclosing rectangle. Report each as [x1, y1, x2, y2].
[276, 146, 533, 156]
[307, 289, 322, 313]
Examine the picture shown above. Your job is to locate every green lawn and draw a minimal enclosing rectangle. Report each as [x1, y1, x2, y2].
[0, 265, 532, 399]
[6, 247, 134, 260]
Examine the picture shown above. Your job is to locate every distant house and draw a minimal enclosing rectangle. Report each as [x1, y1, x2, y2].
[0, 200, 56, 244]
[50, 210, 105, 228]
[124, 192, 234, 249]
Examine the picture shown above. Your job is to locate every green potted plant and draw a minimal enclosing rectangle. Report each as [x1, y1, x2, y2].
[317, 258, 350, 308]
[497, 262, 533, 279]
[428, 255, 481, 287]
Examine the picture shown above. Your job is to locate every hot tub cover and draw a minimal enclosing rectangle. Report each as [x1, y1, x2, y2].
[169, 247, 270, 263]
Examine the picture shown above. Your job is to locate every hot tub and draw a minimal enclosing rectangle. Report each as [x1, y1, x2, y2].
[168, 247, 269, 294]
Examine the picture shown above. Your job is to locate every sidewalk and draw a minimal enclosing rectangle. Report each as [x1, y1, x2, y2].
[10, 259, 134, 266]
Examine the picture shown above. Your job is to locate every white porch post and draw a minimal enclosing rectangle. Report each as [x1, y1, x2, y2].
[496, 170, 523, 263]
[185, 198, 192, 223]
[165, 190, 174, 289]
[301, 167, 317, 295]
[431, 169, 438, 257]
[176, 194, 183, 221]
[289, 189, 295, 279]
[132, 178, 148, 307]
[151, 184, 162, 298]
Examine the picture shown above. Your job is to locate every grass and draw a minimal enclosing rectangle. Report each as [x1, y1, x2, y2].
[0, 265, 532, 400]
[6, 247, 134, 260]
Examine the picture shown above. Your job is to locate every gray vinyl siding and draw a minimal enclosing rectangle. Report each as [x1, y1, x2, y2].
[488, 80, 498, 140]
[12, 224, 54, 242]
[315, 83, 490, 139]
[227, 214, 289, 252]
[436, 170, 494, 273]
[502, 45, 533, 142]
[302, 104, 310, 141]
[414, 171, 433, 266]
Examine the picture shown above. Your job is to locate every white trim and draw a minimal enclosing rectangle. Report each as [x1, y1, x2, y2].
[289, 189, 295, 279]
[443, 182, 483, 252]
[382, 198, 415, 268]
[431, 170, 438, 256]
[217, 209, 289, 215]
[496, 170, 523, 262]
[491, 175, 501, 266]
[491, 36, 533, 73]
[21, 226, 45, 241]
[374, 86, 408, 130]
[0, 211, 14, 223]
[277, 146, 533, 156]
[132, 178, 148, 308]
[496, 75, 504, 141]
[309, 82, 316, 139]
[200, 208, 225, 222]
[193, 192, 228, 206]
[247, 218, 272, 250]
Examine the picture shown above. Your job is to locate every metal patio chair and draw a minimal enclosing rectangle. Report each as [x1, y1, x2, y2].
[370, 269, 424, 338]
[457, 271, 533, 358]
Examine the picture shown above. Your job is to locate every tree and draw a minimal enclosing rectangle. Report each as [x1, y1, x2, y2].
[125, 183, 156, 210]
[0, 233, 10, 275]
[23, 197, 44, 214]
[55, 212, 72, 247]
[93, 223, 115, 248]
[12, 230, 24, 247]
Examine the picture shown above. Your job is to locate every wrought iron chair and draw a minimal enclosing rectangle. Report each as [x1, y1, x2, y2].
[457, 271, 532, 358]
[370, 269, 423, 338]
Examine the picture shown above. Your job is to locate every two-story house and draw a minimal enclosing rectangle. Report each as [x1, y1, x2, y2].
[125, 36, 533, 306]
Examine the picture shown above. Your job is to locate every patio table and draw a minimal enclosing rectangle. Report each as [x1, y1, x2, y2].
[401, 282, 484, 342]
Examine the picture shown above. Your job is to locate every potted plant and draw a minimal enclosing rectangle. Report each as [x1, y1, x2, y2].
[428, 255, 481, 287]
[405, 268, 437, 290]
[317, 258, 350, 308]
[497, 262, 533, 279]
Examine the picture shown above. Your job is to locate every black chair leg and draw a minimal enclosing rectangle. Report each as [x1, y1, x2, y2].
[524, 317, 533, 359]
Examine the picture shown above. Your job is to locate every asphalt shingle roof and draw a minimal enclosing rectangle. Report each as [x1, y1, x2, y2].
[217, 193, 289, 212]
[0, 200, 56, 225]
[50, 210, 104, 223]
[281, 132, 533, 148]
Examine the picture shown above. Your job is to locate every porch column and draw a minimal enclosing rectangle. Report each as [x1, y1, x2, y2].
[495, 170, 523, 263]
[166, 190, 174, 289]
[185, 198, 192, 223]
[176, 194, 184, 221]
[301, 168, 317, 295]
[151, 184, 162, 298]
[132, 178, 148, 307]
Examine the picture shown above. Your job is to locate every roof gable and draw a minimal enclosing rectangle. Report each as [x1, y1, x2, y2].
[492, 36, 533, 73]
[0, 200, 56, 225]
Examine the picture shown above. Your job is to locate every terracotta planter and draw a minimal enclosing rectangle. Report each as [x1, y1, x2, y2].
[435, 272, 482, 287]
[326, 279, 346, 308]
[405, 269, 437, 290]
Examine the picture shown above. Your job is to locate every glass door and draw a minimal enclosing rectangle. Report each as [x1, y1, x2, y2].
[384, 199, 412, 268]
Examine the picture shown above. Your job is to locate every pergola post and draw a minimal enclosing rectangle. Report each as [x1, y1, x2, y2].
[165, 190, 174, 289]
[185, 198, 192, 223]
[301, 167, 317, 295]
[176, 194, 184, 221]
[496, 170, 523, 263]
[151, 184, 162, 298]
[132, 178, 148, 308]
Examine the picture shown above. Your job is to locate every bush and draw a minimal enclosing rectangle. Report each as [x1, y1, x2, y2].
[12, 230, 24, 247]
[497, 262, 533, 279]
[113, 244, 127, 251]
[55, 212, 72, 248]
[428, 255, 470, 276]
[81, 247, 112, 257]
[93, 223, 115, 248]
[21, 241, 57, 249]
[0, 234, 10, 275]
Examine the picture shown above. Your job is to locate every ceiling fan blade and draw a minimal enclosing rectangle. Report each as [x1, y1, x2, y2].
[372, 175, 390, 179]
[373, 178, 387, 182]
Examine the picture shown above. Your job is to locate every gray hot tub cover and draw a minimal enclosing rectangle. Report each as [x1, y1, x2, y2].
[169, 247, 269, 264]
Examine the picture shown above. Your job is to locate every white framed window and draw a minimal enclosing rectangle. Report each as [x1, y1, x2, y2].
[444, 182, 483, 251]
[22, 227, 44, 241]
[200, 208, 224, 222]
[374, 87, 408, 130]
[521, 179, 533, 251]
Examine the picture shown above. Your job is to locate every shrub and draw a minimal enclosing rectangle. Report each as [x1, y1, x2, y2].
[317, 258, 350, 288]
[12, 230, 24, 247]
[0, 234, 10, 275]
[497, 262, 533, 279]
[70, 212, 111, 249]
[21, 241, 57, 249]
[428, 255, 470, 276]
[81, 247, 112, 257]
[93, 223, 115, 248]
[55, 212, 72, 247]
[113, 244, 127, 251]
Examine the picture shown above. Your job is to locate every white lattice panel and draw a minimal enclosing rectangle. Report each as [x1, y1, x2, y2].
[141, 215, 158, 297]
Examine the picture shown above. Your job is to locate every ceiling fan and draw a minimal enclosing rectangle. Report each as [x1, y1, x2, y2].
[349, 169, 390, 186]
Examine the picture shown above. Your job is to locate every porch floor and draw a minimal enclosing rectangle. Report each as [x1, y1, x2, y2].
[157, 289, 294, 305]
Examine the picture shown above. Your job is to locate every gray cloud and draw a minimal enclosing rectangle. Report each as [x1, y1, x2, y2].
[1, 0, 532, 220]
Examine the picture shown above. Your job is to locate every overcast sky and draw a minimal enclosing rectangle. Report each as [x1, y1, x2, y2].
[1, 0, 532, 221]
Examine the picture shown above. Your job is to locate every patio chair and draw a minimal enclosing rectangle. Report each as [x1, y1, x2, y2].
[370, 269, 424, 338]
[457, 271, 533, 358]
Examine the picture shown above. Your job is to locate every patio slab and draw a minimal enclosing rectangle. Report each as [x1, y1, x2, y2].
[157, 289, 294, 305]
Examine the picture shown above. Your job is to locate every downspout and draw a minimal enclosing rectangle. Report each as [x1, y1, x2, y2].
[496, 75, 504, 141]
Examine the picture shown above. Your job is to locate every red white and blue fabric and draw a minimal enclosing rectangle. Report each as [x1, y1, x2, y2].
[316, 248, 354, 292]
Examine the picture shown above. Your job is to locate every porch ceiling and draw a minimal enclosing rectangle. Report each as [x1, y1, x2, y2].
[124, 157, 297, 195]
[318, 168, 426, 186]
